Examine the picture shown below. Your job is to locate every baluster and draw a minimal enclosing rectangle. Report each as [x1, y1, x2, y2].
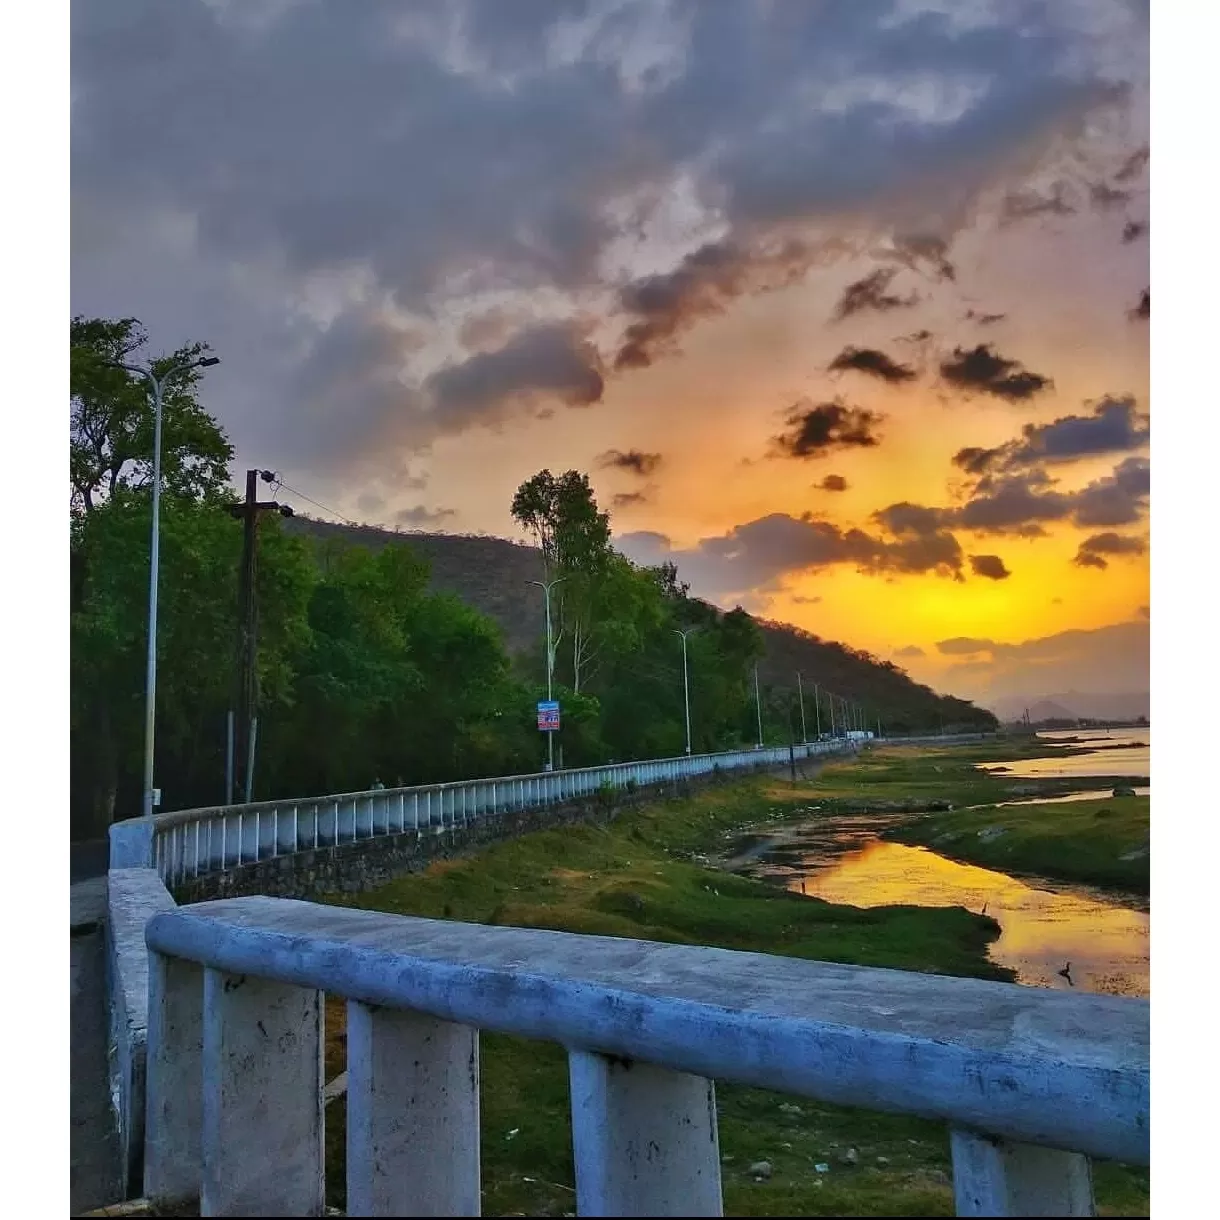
[145, 951, 204, 1210]
[569, 1051, 722, 1216]
[200, 969, 324, 1216]
[346, 1003, 481, 1216]
[950, 1129, 1095, 1217]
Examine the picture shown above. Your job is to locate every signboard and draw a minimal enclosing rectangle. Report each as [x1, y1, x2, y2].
[537, 700, 560, 732]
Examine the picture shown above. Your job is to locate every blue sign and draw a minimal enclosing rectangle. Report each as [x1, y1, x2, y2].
[537, 700, 560, 732]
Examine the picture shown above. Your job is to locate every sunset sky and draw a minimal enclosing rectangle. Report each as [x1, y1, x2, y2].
[71, 0, 1150, 711]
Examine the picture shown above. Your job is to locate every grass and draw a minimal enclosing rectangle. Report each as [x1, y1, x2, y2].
[884, 795, 1149, 895]
[314, 750, 1148, 1216]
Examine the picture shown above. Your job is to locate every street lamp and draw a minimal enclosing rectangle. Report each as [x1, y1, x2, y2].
[672, 627, 697, 755]
[528, 576, 567, 772]
[796, 671, 808, 744]
[109, 352, 220, 819]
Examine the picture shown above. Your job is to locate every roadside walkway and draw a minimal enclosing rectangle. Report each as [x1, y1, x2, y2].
[72, 876, 123, 1214]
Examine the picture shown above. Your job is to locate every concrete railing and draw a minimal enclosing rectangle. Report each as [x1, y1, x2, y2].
[115, 741, 850, 887]
[144, 896, 1147, 1217]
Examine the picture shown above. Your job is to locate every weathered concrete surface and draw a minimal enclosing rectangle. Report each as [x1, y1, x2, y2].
[346, 1003, 481, 1216]
[107, 869, 177, 1195]
[569, 1050, 722, 1217]
[201, 970, 324, 1216]
[950, 1127, 1096, 1216]
[72, 915, 123, 1214]
[148, 897, 1149, 1166]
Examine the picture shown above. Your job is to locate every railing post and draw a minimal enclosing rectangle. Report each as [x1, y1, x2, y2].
[569, 1050, 723, 1217]
[346, 1002, 481, 1216]
[145, 951, 204, 1210]
[201, 968, 324, 1216]
[950, 1128, 1095, 1217]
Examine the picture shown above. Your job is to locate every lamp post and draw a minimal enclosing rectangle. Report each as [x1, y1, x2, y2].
[753, 665, 764, 748]
[813, 681, 821, 739]
[673, 628, 696, 754]
[529, 577, 567, 771]
[110, 352, 220, 819]
[796, 671, 808, 743]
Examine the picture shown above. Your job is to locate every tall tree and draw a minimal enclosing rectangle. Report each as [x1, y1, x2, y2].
[70, 316, 232, 513]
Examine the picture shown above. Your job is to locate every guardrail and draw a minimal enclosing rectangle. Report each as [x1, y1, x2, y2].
[143, 896, 1148, 1216]
[123, 741, 851, 887]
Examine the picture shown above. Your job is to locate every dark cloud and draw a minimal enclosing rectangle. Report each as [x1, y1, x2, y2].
[71, 0, 1146, 475]
[894, 645, 925, 658]
[937, 637, 996, 656]
[1137, 604, 1149, 619]
[1114, 145, 1150, 182]
[425, 321, 604, 424]
[614, 238, 815, 370]
[617, 502, 965, 602]
[952, 445, 1006, 476]
[772, 399, 884, 459]
[969, 553, 1011, 580]
[1121, 220, 1147, 244]
[834, 268, 917, 320]
[1129, 288, 1150, 321]
[957, 396, 1150, 475]
[394, 504, 457, 529]
[790, 594, 822, 605]
[611, 490, 650, 509]
[828, 345, 916, 384]
[964, 309, 1006, 326]
[939, 344, 1052, 402]
[817, 474, 849, 492]
[598, 448, 663, 477]
[888, 234, 956, 283]
[884, 456, 1149, 539]
[1001, 185, 1075, 224]
[1089, 182, 1130, 209]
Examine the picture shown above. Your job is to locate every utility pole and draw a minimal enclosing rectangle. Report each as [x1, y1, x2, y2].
[796, 672, 808, 743]
[529, 577, 567, 771]
[753, 665, 764, 748]
[673, 628, 696, 755]
[813, 682, 821, 739]
[229, 470, 293, 804]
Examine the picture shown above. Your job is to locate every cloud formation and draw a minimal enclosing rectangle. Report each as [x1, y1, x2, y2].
[1129, 288, 1150, 321]
[598, 448, 663, 477]
[816, 474, 849, 493]
[939, 344, 1052, 402]
[834, 268, 918, 320]
[772, 400, 884, 459]
[951, 395, 1149, 475]
[828, 346, 916, 384]
[969, 554, 1011, 580]
[394, 504, 457, 529]
[1072, 531, 1147, 570]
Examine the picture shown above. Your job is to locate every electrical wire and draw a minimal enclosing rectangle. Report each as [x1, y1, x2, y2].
[263, 471, 357, 526]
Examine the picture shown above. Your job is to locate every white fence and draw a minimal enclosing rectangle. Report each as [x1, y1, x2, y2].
[143, 896, 1148, 1216]
[133, 741, 850, 887]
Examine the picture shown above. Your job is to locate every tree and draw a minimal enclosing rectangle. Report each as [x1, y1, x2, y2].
[70, 316, 232, 513]
[511, 469, 612, 692]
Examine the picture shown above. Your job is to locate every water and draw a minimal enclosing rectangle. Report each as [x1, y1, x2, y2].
[977, 728, 1149, 781]
[727, 729, 1151, 998]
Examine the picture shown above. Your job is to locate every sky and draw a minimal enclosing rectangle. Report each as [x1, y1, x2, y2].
[70, 0, 1150, 711]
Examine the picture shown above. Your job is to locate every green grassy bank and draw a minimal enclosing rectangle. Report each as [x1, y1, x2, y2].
[885, 795, 1149, 895]
[317, 754, 1148, 1216]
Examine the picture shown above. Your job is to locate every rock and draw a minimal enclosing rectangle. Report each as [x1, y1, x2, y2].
[778, 1102, 803, 1115]
[876, 1156, 890, 1166]
[841, 1147, 859, 1166]
[977, 826, 1006, 843]
[1112, 785, 1137, 798]
[813, 1162, 830, 1174]
[748, 1161, 772, 1180]
[926, 799, 953, 812]
[780, 1142, 794, 1151]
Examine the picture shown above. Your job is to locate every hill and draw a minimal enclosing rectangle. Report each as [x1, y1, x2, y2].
[990, 692, 1150, 723]
[285, 517, 996, 734]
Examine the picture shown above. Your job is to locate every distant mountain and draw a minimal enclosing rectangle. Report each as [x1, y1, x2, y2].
[285, 517, 996, 732]
[990, 691, 1150, 723]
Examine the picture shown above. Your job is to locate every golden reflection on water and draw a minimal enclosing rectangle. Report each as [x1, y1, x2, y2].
[787, 841, 1149, 998]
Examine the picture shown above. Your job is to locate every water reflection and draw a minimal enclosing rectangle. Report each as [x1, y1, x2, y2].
[743, 832, 1149, 998]
[978, 728, 1150, 781]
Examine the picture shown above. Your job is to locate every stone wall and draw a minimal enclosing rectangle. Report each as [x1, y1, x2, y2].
[171, 761, 791, 905]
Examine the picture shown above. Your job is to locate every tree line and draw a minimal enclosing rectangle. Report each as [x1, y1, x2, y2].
[71, 317, 992, 838]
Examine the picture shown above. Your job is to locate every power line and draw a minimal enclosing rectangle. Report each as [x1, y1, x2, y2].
[261, 470, 356, 526]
